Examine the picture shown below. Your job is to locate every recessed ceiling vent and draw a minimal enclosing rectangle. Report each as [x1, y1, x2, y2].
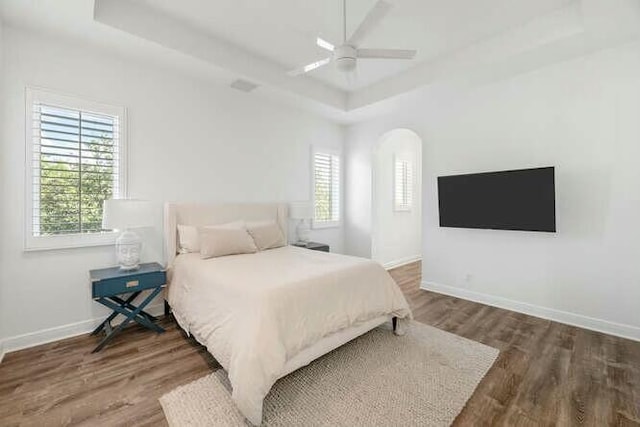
[230, 79, 259, 92]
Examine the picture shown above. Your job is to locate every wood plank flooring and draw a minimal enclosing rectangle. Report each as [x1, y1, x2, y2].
[1, 261, 639, 426]
[389, 262, 640, 426]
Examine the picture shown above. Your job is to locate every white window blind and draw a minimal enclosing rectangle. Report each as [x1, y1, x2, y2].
[394, 158, 413, 211]
[32, 103, 121, 235]
[26, 89, 126, 250]
[313, 151, 340, 224]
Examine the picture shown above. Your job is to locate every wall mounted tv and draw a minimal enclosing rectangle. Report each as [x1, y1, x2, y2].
[437, 167, 556, 232]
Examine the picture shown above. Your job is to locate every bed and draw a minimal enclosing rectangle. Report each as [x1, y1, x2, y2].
[164, 202, 412, 425]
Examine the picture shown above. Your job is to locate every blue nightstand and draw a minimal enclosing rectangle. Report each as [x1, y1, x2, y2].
[90, 262, 166, 352]
[292, 241, 330, 252]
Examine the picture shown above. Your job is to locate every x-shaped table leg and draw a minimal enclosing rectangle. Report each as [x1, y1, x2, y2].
[109, 295, 158, 322]
[92, 287, 165, 353]
[90, 292, 141, 336]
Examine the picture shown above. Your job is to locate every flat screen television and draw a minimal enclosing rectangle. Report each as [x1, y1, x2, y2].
[438, 166, 556, 232]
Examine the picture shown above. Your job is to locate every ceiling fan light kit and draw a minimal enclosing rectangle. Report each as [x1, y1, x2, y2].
[288, 0, 417, 77]
[335, 45, 357, 72]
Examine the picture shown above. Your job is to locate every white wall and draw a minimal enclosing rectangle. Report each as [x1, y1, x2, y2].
[0, 27, 345, 352]
[372, 129, 422, 268]
[346, 41, 640, 340]
[0, 17, 5, 358]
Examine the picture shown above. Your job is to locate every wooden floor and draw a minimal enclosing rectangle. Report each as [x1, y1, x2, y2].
[1, 261, 639, 426]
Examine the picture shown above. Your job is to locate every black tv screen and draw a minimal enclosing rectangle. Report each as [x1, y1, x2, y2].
[438, 167, 556, 232]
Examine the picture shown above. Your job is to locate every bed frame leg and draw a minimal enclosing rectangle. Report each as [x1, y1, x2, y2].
[164, 300, 171, 317]
[392, 316, 398, 332]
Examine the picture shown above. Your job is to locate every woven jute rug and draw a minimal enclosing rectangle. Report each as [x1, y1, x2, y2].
[160, 321, 498, 426]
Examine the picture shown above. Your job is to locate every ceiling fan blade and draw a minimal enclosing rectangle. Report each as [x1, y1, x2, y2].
[347, 0, 392, 46]
[357, 48, 417, 59]
[287, 57, 332, 76]
[316, 37, 335, 52]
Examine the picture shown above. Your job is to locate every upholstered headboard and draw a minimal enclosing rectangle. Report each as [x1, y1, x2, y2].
[164, 202, 288, 267]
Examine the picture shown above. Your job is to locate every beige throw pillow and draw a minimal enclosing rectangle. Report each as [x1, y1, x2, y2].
[199, 226, 257, 259]
[178, 221, 244, 253]
[246, 220, 286, 251]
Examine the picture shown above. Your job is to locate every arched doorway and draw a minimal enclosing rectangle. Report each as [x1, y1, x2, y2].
[371, 129, 423, 268]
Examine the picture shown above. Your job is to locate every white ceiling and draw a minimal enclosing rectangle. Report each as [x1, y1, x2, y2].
[1, 0, 639, 122]
[135, 0, 574, 91]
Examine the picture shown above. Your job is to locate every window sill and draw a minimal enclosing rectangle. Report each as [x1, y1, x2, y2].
[24, 232, 118, 252]
[312, 221, 341, 230]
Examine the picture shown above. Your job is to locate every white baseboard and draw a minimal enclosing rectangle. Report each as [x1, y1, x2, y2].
[0, 304, 165, 362]
[421, 281, 640, 342]
[383, 255, 422, 270]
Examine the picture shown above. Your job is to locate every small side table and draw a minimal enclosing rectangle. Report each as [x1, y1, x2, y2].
[292, 241, 330, 252]
[90, 262, 166, 353]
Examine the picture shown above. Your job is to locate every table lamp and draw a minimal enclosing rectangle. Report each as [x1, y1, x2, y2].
[289, 201, 313, 244]
[102, 199, 153, 270]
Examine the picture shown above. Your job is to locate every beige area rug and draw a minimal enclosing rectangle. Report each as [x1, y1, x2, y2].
[160, 321, 499, 426]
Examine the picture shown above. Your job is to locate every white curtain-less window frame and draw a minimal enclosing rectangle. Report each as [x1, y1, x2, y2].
[394, 156, 413, 212]
[24, 88, 128, 251]
[312, 148, 341, 229]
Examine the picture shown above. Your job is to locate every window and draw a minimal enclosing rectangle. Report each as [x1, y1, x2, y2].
[394, 157, 413, 211]
[313, 149, 340, 227]
[25, 89, 127, 250]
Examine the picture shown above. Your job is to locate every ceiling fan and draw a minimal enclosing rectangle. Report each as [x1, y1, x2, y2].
[288, 0, 417, 76]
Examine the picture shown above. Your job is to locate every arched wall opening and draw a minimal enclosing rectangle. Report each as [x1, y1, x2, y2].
[371, 128, 423, 268]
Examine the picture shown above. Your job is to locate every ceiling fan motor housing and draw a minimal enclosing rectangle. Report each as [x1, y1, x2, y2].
[334, 45, 357, 72]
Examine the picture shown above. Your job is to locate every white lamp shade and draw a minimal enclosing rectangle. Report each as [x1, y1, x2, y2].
[289, 201, 313, 219]
[102, 199, 154, 230]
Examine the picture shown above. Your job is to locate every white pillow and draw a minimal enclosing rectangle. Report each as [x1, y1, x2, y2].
[177, 221, 244, 253]
[246, 220, 285, 251]
[199, 227, 257, 259]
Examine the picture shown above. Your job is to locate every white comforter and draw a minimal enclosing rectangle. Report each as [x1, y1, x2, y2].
[168, 245, 412, 425]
